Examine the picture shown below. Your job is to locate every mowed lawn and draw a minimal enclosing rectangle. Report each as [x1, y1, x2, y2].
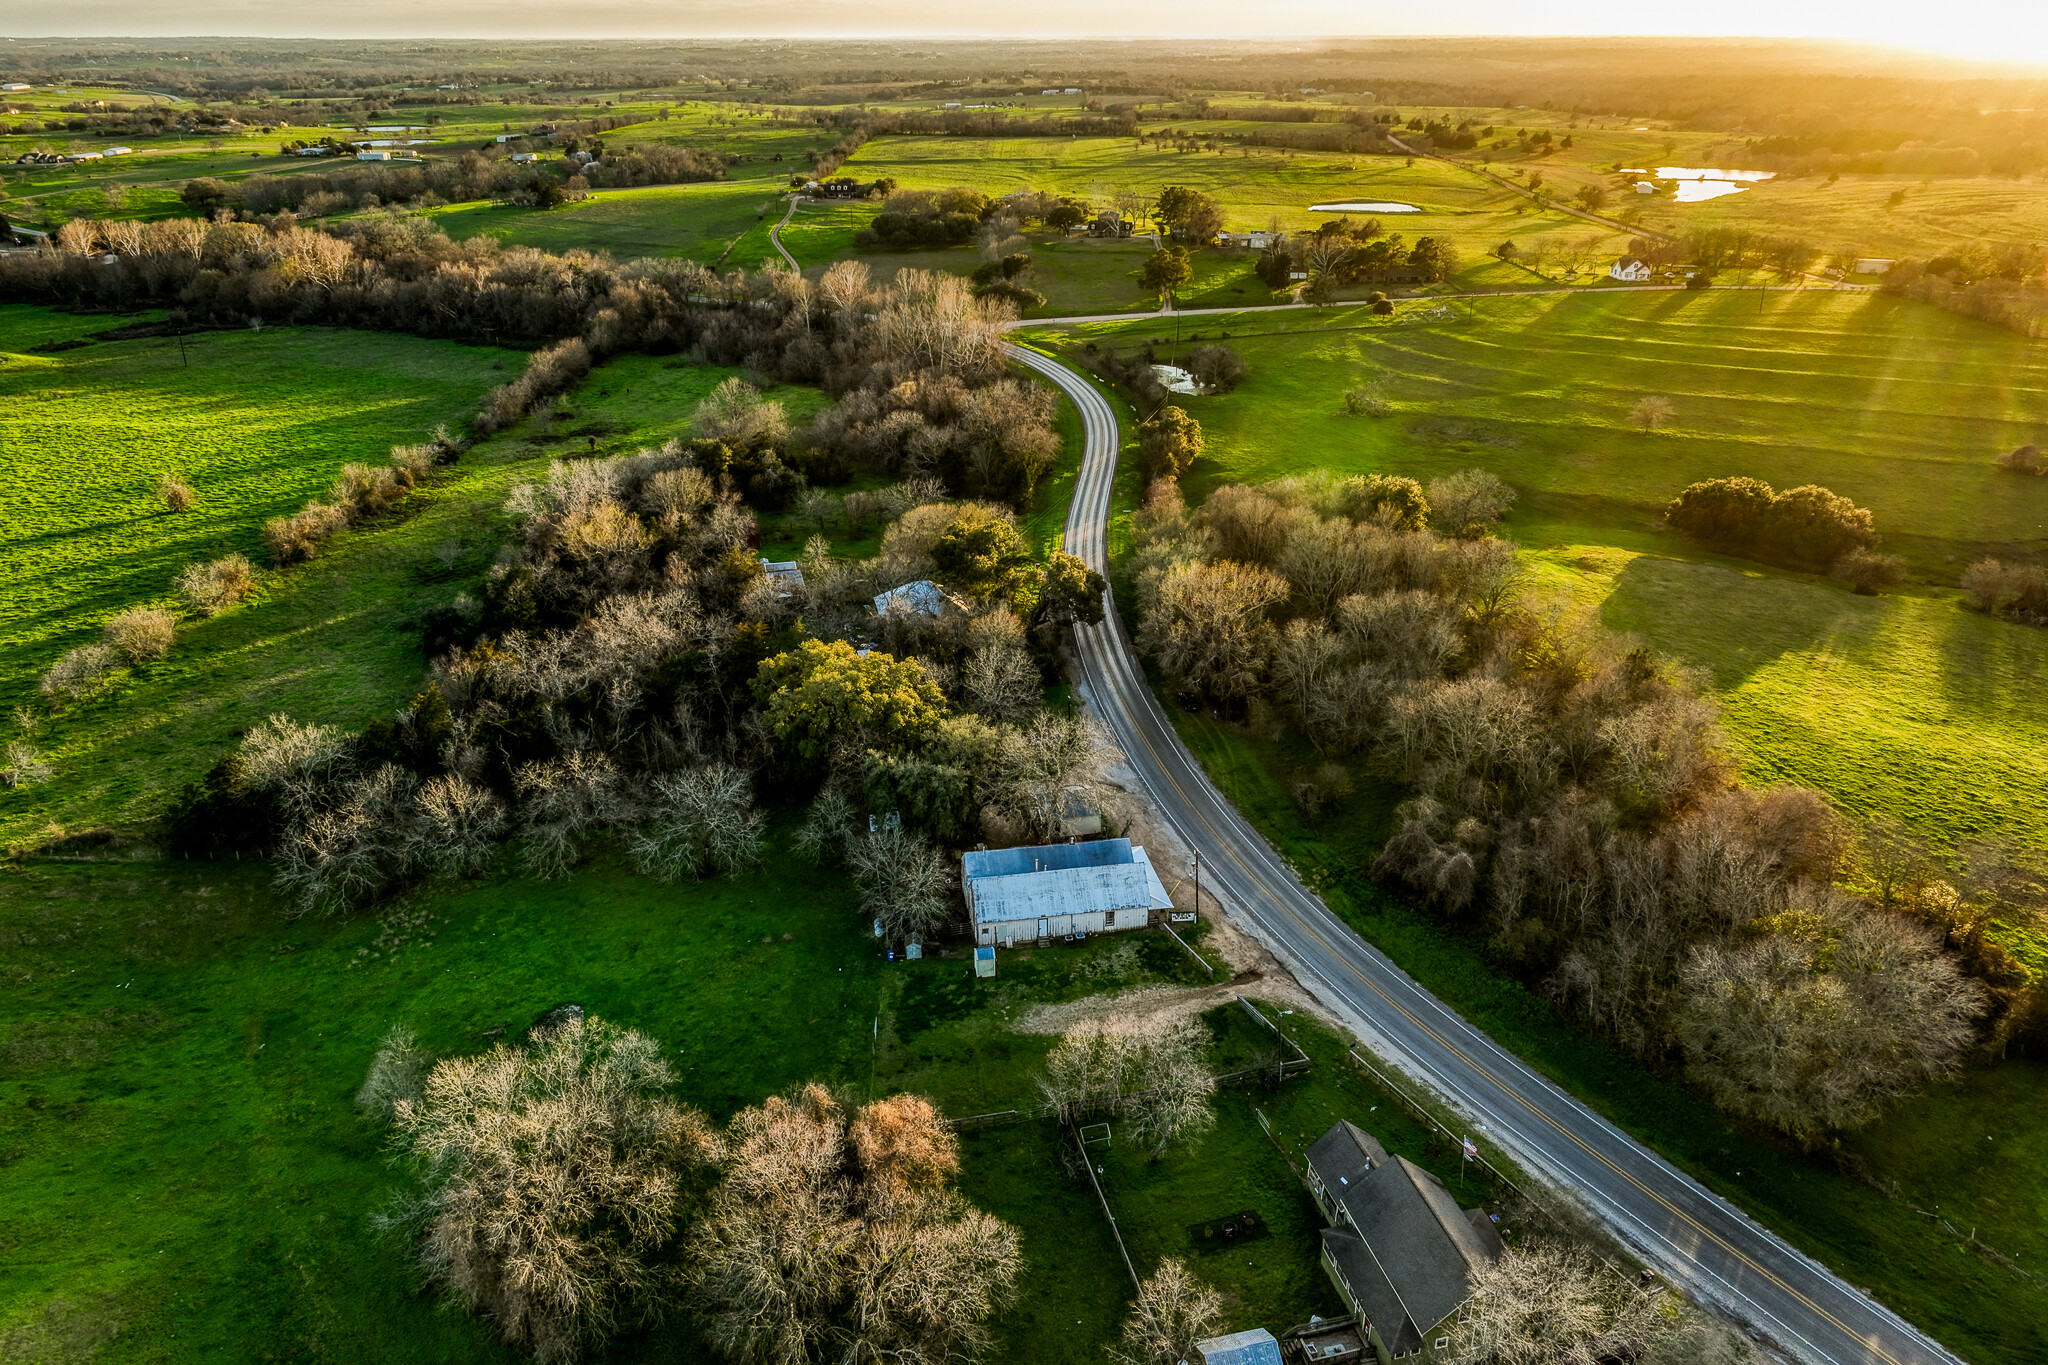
[423, 182, 783, 263]
[1027, 289, 2048, 850]
[0, 333, 825, 846]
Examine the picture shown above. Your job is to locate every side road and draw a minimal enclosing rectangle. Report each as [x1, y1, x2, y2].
[1007, 339, 1962, 1365]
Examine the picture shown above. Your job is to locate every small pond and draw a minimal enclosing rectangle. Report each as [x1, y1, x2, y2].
[1656, 167, 1775, 203]
[1308, 201, 1421, 213]
[1153, 364, 1204, 396]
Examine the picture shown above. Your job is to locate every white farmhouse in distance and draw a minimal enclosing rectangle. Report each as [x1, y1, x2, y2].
[1608, 257, 1653, 282]
[356, 150, 392, 162]
[963, 839, 1174, 948]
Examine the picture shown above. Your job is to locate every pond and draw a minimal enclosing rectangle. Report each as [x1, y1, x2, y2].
[1308, 201, 1421, 213]
[1656, 167, 1775, 203]
[1152, 364, 1204, 396]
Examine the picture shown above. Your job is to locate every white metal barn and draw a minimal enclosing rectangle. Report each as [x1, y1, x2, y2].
[963, 839, 1174, 947]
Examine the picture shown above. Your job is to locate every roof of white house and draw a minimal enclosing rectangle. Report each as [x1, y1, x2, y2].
[873, 580, 959, 616]
[964, 838, 1172, 925]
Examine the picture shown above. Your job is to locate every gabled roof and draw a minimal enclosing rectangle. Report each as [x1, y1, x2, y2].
[873, 579, 960, 616]
[1307, 1120, 1388, 1194]
[1330, 1156, 1501, 1343]
[963, 839, 1172, 925]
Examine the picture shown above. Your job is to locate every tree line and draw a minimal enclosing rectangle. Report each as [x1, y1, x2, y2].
[1124, 460, 2041, 1146]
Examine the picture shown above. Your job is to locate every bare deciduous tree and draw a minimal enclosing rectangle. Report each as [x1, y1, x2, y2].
[1427, 469, 1517, 539]
[627, 763, 765, 882]
[516, 751, 637, 879]
[694, 377, 790, 448]
[156, 471, 195, 513]
[1630, 396, 1676, 433]
[1676, 887, 1985, 1143]
[689, 1085, 1022, 1365]
[1, 740, 52, 789]
[410, 775, 509, 879]
[101, 606, 176, 664]
[1109, 1257, 1223, 1365]
[1137, 559, 1288, 703]
[1038, 1016, 1217, 1158]
[388, 1016, 712, 1365]
[1448, 1240, 1685, 1365]
[846, 826, 955, 940]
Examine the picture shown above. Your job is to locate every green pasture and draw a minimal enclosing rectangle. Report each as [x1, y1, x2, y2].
[1027, 289, 2048, 849]
[422, 182, 781, 262]
[0, 326, 826, 846]
[0, 306, 515, 712]
[0, 839, 1468, 1363]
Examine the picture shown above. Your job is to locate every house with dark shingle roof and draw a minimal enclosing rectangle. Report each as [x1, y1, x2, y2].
[1304, 1122, 1504, 1364]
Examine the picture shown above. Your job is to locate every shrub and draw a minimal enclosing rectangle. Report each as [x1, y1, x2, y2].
[174, 553, 257, 615]
[103, 607, 176, 663]
[1184, 344, 1247, 393]
[355, 1024, 430, 1119]
[1, 741, 52, 789]
[39, 643, 121, 699]
[1427, 468, 1517, 539]
[1832, 548, 1908, 595]
[1341, 383, 1392, 417]
[263, 502, 348, 566]
[331, 462, 406, 521]
[156, 471, 195, 512]
[1962, 557, 2048, 622]
[1995, 442, 2047, 475]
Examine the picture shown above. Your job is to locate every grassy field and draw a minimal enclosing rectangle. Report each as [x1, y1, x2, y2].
[422, 182, 783, 263]
[0, 306, 516, 713]
[0, 321, 826, 847]
[0, 837, 1497, 1363]
[1024, 289, 2048, 850]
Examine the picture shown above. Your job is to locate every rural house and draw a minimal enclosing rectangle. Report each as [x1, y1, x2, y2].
[962, 838, 1173, 947]
[873, 579, 963, 617]
[1216, 230, 1276, 250]
[1306, 1121, 1504, 1362]
[1608, 257, 1653, 281]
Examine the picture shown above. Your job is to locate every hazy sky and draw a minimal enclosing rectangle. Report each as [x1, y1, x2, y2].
[13, 0, 2048, 67]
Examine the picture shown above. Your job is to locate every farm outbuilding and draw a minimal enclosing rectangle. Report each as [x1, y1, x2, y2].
[873, 579, 961, 617]
[963, 838, 1173, 947]
[1193, 1328, 1284, 1365]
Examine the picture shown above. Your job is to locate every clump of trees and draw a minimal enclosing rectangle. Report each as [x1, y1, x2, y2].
[1962, 557, 2048, 624]
[1129, 469, 2005, 1140]
[369, 1018, 1018, 1365]
[854, 186, 993, 248]
[1665, 476, 1892, 580]
[688, 1085, 1023, 1365]
[1448, 1241, 1715, 1365]
[1140, 406, 1203, 482]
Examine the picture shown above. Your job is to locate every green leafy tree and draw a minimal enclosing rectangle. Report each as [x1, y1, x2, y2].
[1140, 245, 1193, 305]
[755, 640, 945, 762]
[1139, 405, 1203, 482]
[1337, 474, 1430, 530]
[1154, 184, 1224, 242]
[1038, 550, 1109, 628]
[1406, 236, 1460, 282]
[931, 505, 1034, 600]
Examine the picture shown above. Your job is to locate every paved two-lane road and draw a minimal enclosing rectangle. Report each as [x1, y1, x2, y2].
[1006, 340, 1964, 1365]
